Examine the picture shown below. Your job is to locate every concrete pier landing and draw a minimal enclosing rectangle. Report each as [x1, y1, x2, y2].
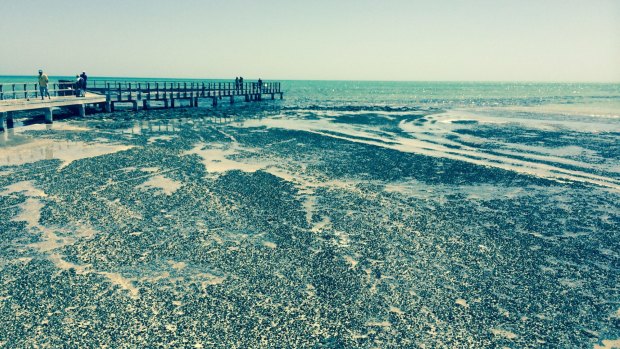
[0, 92, 107, 128]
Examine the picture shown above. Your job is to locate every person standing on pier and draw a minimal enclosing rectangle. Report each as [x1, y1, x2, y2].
[257, 78, 263, 91]
[80, 71, 88, 92]
[38, 69, 51, 100]
[235, 77, 239, 90]
[75, 75, 84, 97]
[239, 77, 244, 90]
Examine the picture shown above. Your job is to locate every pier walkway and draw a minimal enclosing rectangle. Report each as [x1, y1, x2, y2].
[0, 80, 283, 130]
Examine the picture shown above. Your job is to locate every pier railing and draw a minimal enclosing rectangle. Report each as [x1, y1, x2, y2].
[0, 82, 78, 100]
[0, 80, 282, 102]
[88, 81, 281, 100]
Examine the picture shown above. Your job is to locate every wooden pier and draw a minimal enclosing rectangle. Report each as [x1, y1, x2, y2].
[0, 80, 283, 130]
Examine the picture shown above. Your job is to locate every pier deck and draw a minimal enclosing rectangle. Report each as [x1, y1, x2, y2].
[0, 92, 106, 113]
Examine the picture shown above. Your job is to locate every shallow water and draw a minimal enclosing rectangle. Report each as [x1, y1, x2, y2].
[0, 81, 619, 348]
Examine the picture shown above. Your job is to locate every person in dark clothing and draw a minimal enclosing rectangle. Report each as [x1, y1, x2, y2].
[80, 72, 88, 92]
[75, 75, 84, 97]
[239, 77, 244, 90]
[257, 78, 262, 91]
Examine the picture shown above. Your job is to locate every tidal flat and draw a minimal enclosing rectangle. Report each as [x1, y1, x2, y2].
[0, 101, 619, 348]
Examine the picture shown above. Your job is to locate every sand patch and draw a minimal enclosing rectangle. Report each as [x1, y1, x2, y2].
[594, 339, 620, 349]
[333, 230, 351, 247]
[49, 254, 89, 274]
[455, 298, 469, 308]
[311, 216, 332, 233]
[0, 180, 47, 197]
[0, 138, 134, 168]
[365, 321, 392, 328]
[490, 328, 518, 340]
[14, 198, 70, 253]
[195, 272, 226, 287]
[168, 261, 187, 270]
[99, 272, 139, 299]
[344, 255, 358, 269]
[558, 278, 585, 288]
[185, 141, 269, 174]
[148, 135, 176, 144]
[302, 193, 316, 225]
[262, 241, 277, 249]
[137, 174, 181, 195]
[389, 306, 404, 315]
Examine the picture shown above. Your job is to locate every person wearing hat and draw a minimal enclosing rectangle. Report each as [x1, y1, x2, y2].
[38, 69, 51, 100]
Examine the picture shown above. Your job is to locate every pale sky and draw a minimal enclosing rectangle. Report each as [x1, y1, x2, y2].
[1, 0, 619, 81]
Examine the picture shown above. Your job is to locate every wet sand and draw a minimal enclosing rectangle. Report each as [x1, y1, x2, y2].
[0, 104, 618, 347]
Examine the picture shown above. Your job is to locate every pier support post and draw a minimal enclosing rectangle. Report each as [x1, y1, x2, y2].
[44, 108, 53, 124]
[164, 99, 169, 108]
[7, 112, 14, 128]
[194, 97, 199, 107]
[280, 93, 284, 100]
[171, 99, 175, 108]
[245, 95, 249, 102]
[77, 104, 85, 117]
[212, 97, 218, 107]
[131, 101, 138, 112]
[104, 94, 112, 113]
[271, 93, 275, 100]
[0, 112, 6, 131]
[143, 100, 149, 110]
[230, 95, 234, 104]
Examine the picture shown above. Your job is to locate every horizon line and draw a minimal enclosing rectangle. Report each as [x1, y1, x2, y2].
[0, 73, 618, 84]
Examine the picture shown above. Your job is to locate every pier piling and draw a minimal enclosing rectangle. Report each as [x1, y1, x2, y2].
[77, 104, 85, 117]
[6, 112, 14, 128]
[44, 108, 53, 124]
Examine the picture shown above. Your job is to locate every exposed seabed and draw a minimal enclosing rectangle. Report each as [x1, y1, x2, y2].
[0, 104, 618, 348]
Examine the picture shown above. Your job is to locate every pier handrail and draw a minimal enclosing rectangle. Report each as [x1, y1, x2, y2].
[88, 80, 280, 91]
[1, 80, 282, 102]
[0, 82, 82, 100]
[92, 81, 281, 99]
